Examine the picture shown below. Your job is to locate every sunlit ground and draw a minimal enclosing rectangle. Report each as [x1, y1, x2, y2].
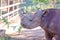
[6, 27, 46, 40]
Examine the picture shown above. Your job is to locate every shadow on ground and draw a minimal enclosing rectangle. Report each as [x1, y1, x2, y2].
[5, 28, 46, 40]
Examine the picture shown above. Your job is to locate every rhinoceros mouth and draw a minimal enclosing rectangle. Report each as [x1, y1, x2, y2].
[21, 21, 40, 29]
[21, 23, 33, 29]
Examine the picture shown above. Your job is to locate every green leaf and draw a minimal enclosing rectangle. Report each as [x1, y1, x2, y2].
[18, 26, 23, 33]
[2, 17, 10, 28]
[32, 0, 49, 4]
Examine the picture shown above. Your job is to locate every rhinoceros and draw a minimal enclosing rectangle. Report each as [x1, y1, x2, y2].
[19, 8, 60, 40]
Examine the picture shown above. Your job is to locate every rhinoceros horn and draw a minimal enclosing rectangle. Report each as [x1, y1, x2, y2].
[19, 8, 25, 17]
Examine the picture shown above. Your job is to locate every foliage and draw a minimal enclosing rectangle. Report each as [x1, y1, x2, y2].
[1, 17, 23, 33]
[2, 17, 10, 28]
[4, 35, 11, 40]
[2, 11, 7, 15]
[18, 26, 23, 33]
[23, 0, 50, 13]
[0, 37, 4, 40]
[32, 0, 50, 4]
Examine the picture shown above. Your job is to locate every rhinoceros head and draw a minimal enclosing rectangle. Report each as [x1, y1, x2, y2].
[20, 8, 47, 29]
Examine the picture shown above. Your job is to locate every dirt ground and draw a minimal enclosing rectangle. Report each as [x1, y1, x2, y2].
[8, 28, 46, 40]
[6, 28, 55, 40]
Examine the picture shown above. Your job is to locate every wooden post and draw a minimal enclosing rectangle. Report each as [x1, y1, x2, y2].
[0, 0, 1, 16]
[1, 0, 2, 16]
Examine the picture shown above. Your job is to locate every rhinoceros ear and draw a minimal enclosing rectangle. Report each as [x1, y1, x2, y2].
[42, 9, 49, 16]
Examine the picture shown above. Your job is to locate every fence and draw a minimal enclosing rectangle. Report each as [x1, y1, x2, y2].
[0, 0, 26, 27]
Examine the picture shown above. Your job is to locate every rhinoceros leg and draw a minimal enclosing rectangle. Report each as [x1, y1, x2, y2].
[45, 31, 53, 40]
[55, 35, 60, 40]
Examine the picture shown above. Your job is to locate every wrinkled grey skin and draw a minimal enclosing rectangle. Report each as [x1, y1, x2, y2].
[21, 8, 43, 29]
[19, 8, 60, 40]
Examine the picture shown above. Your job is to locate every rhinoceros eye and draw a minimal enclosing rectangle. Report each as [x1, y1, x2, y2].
[29, 19, 32, 21]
